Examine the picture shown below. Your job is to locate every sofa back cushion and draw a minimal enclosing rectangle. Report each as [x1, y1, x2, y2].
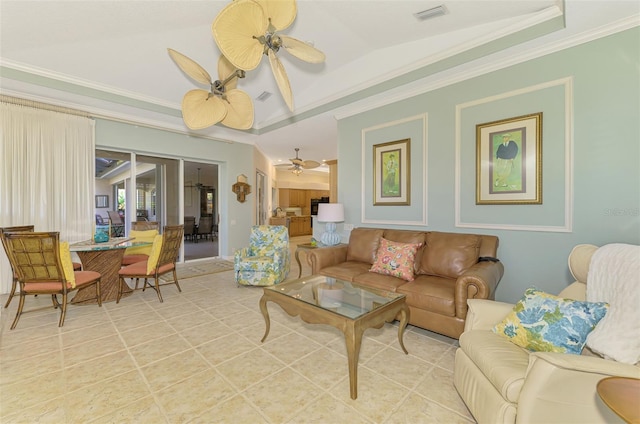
[419, 231, 481, 278]
[346, 228, 384, 264]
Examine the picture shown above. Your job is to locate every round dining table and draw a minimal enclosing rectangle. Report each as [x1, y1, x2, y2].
[69, 237, 151, 304]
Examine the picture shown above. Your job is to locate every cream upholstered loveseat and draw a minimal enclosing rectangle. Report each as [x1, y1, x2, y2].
[453, 244, 640, 423]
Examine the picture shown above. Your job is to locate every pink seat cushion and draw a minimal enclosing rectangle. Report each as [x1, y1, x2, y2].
[72, 262, 82, 271]
[122, 254, 149, 266]
[23, 270, 100, 292]
[119, 260, 175, 277]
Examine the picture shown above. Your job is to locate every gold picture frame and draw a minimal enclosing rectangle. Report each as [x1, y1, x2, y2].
[373, 138, 410, 206]
[476, 113, 542, 205]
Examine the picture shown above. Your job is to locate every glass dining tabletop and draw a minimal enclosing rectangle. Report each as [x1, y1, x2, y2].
[69, 237, 151, 251]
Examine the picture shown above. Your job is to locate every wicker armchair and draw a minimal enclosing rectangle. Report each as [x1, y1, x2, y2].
[2, 231, 101, 329]
[117, 225, 184, 303]
[1, 225, 81, 308]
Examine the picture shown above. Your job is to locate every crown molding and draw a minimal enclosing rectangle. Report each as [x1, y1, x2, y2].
[334, 14, 639, 121]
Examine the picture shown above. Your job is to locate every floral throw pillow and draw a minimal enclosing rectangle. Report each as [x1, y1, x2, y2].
[493, 287, 609, 355]
[370, 238, 422, 282]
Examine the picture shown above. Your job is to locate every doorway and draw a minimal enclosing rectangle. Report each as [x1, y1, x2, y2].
[184, 161, 219, 261]
[256, 170, 267, 225]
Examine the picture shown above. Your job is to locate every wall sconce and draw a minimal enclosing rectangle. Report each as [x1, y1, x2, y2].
[232, 174, 251, 203]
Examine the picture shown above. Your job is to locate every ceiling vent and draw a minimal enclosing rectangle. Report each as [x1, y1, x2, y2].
[256, 91, 272, 102]
[414, 5, 447, 21]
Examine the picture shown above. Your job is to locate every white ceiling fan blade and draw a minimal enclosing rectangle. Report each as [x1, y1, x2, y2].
[212, 0, 267, 71]
[220, 89, 254, 130]
[302, 160, 321, 169]
[218, 55, 238, 91]
[181, 89, 227, 130]
[255, 0, 297, 31]
[280, 35, 326, 64]
[268, 49, 293, 112]
[167, 49, 212, 86]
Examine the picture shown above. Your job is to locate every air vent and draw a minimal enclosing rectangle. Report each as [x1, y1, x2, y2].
[256, 91, 272, 101]
[414, 5, 447, 21]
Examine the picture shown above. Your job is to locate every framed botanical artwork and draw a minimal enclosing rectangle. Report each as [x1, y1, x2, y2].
[373, 138, 410, 205]
[476, 113, 542, 205]
[95, 195, 109, 208]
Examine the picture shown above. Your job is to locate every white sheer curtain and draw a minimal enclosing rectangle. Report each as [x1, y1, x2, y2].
[0, 102, 95, 295]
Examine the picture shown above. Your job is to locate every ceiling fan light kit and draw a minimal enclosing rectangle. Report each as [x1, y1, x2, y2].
[169, 0, 325, 135]
[281, 147, 321, 176]
[212, 0, 325, 113]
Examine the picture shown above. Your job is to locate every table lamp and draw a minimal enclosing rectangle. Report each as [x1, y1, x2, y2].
[317, 203, 344, 246]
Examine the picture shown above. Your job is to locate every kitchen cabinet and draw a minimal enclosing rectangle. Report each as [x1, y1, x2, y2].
[289, 216, 312, 237]
[289, 189, 306, 207]
[278, 189, 329, 209]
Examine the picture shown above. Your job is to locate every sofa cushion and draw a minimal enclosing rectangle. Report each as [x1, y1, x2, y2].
[320, 261, 371, 282]
[382, 230, 427, 272]
[493, 287, 609, 355]
[419, 232, 480, 278]
[370, 238, 422, 281]
[346, 228, 384, 264]
[352, 271, 409, 292]
[459, 330, 530, 403]
[396, 275, 456, 316]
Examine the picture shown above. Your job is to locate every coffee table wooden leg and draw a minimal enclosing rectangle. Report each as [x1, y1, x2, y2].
[344, 323, 364, 400]
[259, 295, 271, 343]
[397, 305, 409, 354]
[295, 248, 302, 278]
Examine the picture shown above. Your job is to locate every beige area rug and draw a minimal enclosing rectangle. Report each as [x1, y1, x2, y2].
[160, 258, 234, 281]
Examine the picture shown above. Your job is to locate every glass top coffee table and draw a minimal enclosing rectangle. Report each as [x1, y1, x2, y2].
[259, 274, 410, 399]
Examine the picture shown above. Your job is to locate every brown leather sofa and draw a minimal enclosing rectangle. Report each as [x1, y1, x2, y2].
[307, 227, 504, 339]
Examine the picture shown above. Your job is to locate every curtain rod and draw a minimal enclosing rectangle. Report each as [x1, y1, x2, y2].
[0, 94, 90, 118]
[0, 94, 235, 145]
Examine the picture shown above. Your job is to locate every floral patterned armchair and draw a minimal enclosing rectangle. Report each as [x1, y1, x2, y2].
[234, 225, 290, 286]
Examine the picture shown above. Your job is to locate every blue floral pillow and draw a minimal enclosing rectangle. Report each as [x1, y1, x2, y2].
[493, 287, 609, 355]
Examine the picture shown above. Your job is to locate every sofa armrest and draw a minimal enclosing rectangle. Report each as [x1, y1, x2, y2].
[526, 352, 640, 379]
[307, 245, 349, 274]
[455, 260, 505, 319]
[464, 298, 514, 331]
[516, 352, 640, 423]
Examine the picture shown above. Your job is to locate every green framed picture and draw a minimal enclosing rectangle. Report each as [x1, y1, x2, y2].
[476, 113, 542, 205]
[373, 138, 410, 206]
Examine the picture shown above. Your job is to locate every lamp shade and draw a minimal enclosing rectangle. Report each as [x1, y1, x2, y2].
[317, 203, 344, 223]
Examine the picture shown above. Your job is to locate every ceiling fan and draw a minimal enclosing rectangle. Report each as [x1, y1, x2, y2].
[184, 168, 211, 191]
[167, 49, 254, 130]
[277, 148, 321, 175]
[212, 0, 325, 112]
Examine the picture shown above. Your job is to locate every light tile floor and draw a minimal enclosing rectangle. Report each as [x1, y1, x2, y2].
[0, 238, 474, 423]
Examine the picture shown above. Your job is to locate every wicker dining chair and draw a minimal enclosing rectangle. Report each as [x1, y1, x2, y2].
[2, 231, 102, 329]
[131, 221, 160, 231]
[1, 225, 82, 309]
[117, 225, 184, 303]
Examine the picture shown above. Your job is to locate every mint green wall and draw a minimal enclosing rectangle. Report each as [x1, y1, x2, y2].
[337, 28, 640, 303]
[95, 119, 255, 257]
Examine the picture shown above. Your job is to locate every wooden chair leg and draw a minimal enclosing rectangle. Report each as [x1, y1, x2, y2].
[154, 277, 163, 303]
[4, 278, 17, 308]
[10, 292, 26, 330]
[116, 276, 123, 304]
[96, 280, 102, 307]
[173, 269, 182, 293]
[58, 293, 68, 327]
